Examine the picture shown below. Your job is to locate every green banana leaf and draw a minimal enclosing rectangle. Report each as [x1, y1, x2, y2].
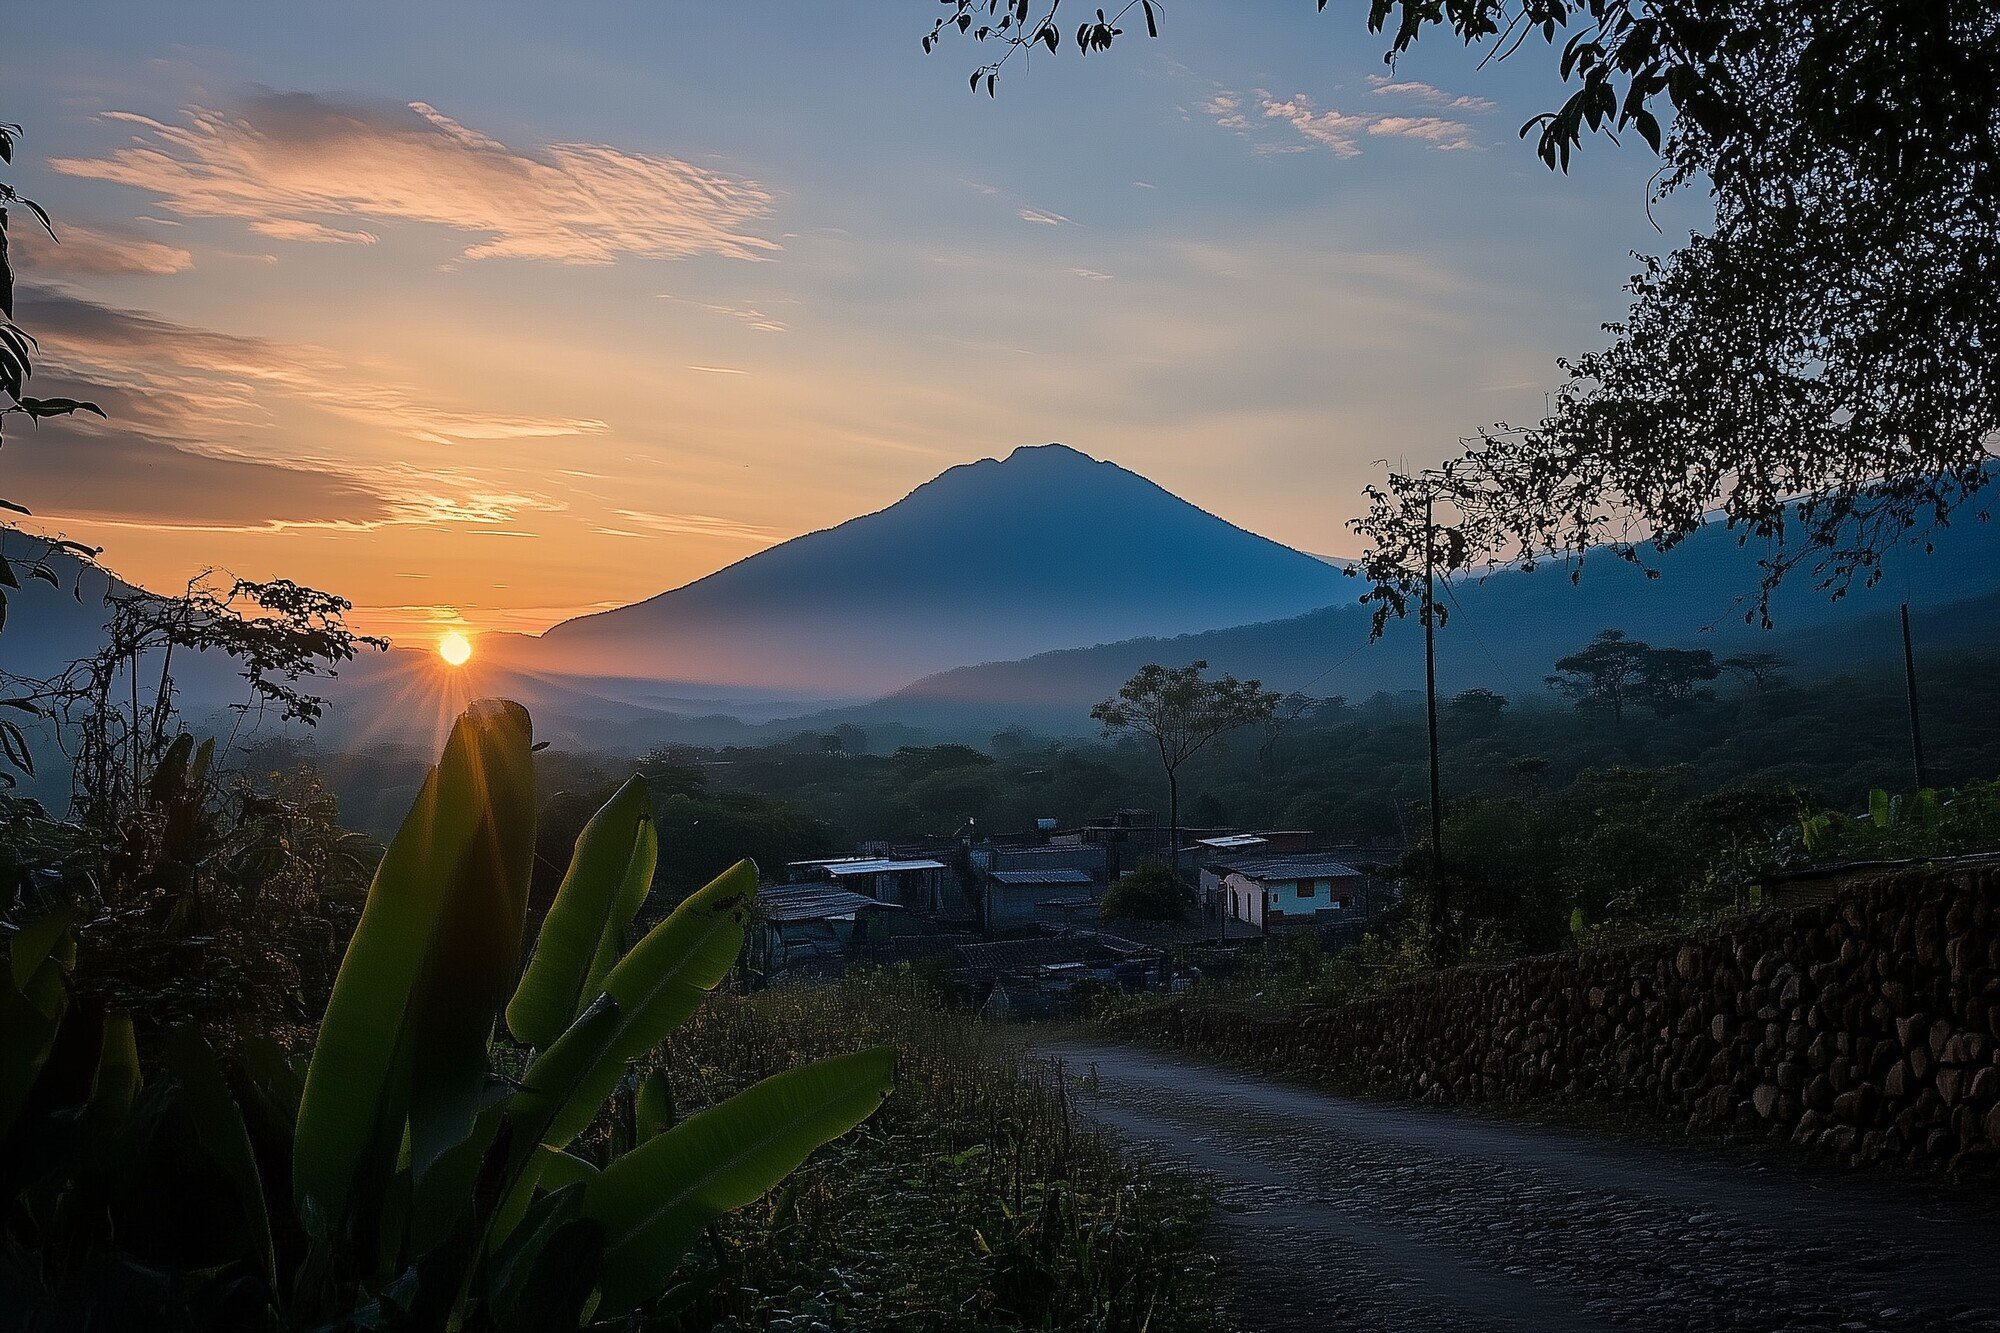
[294, 699, 534, 1238]
[87, 1011, 140, 1126]
[510, 860, 754, 1151]
[159, 1027, 277, 1291]
[0, 916, 73, 1138]
[581, 816, 659, 1009]
[581, 1046, 895, 1315]
[634, 1068, 675, 1141]
[507, 776, 653, 1048]
[9, 907, 75, 987]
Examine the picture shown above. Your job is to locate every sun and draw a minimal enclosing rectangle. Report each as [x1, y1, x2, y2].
[438, 630, 473, 667]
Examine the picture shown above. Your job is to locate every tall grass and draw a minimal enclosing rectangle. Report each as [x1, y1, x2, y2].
[647, 970, 1229, 1332]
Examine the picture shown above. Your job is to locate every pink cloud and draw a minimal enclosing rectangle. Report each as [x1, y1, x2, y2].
[50, 93, 777, 265]
[13, 220, 194, 277]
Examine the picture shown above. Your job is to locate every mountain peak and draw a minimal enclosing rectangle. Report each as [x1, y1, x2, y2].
[1000, 442, 1098, 466]
[524, 442, 1349, 697]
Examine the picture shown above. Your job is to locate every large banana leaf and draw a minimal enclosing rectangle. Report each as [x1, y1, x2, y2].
[405, 710, 537, 1178]
[159, 1027, 277, 1290]
[294, 700, 535, 1238]
[581, 815, 658, 1008]
[581, 1047, 895, 1314]
[0, 913, 73, 1138]
[509, 860, 754, 1151]
[88, 1012, 140, 1126]
[507, 776, 654, 1048]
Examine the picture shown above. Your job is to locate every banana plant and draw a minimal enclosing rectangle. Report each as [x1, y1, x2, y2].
[289, 698, 894, 1327]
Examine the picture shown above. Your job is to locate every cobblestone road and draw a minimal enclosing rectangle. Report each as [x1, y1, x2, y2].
[1043, 1040, 2000, 1333]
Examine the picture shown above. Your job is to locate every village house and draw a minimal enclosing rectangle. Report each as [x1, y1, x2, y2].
[786, 855, 955, 912]
[1208, 853, 1394, 935]
[750, 881, 904, 976]
[980, 867, 1099, 929]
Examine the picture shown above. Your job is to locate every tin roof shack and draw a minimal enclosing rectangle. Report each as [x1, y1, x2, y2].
[753, 882, 905, 979]
[981, 867, 1099, 930]
[786, 856, 954, 913]
[1214, 854, 1393, 939]
[954, 929, 1169, 1017]
[971, 841, 1109, 880]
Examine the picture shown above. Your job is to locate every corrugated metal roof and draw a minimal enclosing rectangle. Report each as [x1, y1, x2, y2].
[1223, 855, 1363, 883]
[823, 858, 947, 876]
[757, 884, 904, 923]
[988, 869, 1094, 886]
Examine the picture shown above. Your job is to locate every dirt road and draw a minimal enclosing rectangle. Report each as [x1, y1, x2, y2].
[1042, 1039, 2000, 1333]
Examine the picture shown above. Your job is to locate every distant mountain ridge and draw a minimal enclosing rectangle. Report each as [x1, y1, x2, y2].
[842, 510, 2000, 737]
[492, 443, 1351, 698]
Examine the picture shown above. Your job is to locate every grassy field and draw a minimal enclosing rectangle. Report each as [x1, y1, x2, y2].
[638, 970, 1231, 1332]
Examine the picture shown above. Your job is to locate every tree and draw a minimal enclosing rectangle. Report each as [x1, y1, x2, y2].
[1638, 646, 1720, 717]
[17, 574, 385, 827]
[920, 6, 2000, 626]
[1722, 651, 1788, 690]
[989, 726, 1032, 758]
[1446, 688, 1509, 730]
[1546, 630, 1653, 721]
[1099, 858, 1193, 924]
[1091, 661, 1279, 880]
[0, 121, 107, 548]
[1, 118, 111, 780]
[1351, 4, 2000, 623]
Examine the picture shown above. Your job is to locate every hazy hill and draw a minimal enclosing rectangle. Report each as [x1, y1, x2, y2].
[838, 512, 2000, 738]
[487, 443, 1351, 699]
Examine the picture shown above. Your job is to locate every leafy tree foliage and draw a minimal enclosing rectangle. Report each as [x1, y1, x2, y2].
[1100, 857, 1194, 923]
[1091, 661, 1280, 870]
[1446, 687, 1509, 730]
[1798, 782, 2000, 862]
[1547, 629, 1718, 719]
[1350, 2, 2000, 621]
[1545, 629, 1653, 720]
[922, 6, 2000, 626]
[2, 702, 891, 1327]
[1721, 651, 1787, 689]
[0, 574, 385, 1030]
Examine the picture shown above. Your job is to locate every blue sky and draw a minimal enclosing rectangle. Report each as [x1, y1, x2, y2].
[10, 2, 1706, 640]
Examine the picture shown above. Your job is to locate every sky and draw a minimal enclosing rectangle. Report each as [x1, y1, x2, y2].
[9, 2, 1706, 645]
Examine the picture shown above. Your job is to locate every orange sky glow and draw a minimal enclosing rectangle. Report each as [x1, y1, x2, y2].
[9, 7, 1690, 646]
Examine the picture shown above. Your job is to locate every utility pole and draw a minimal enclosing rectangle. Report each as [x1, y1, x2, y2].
[1900, 603, 1928, 791]
[1423, 491, 1447, 968]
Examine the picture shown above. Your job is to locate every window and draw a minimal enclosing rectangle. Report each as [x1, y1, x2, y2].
[1298, 881, 1317, 899]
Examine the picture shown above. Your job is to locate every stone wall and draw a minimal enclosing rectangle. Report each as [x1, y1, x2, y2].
[1124, 866, 2000, 1174]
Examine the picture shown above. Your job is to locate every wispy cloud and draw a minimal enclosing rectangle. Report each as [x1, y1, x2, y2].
[14, 220, 194, 278]
[610, 508, 776, 542]
[21, 285, 607, 447]
[658, 294, 787, 332]
[1366, 75, 1497, 113]
[1203, 91, 1251, 132]
[1017, 207, 1074, 227]
[250, 217, 379, 245]
[1206, 86, 1483, 156]
[1256, 94, 1373, 157]
[51, 92, 778, 265]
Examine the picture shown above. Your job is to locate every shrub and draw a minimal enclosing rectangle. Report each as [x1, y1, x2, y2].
[1100, 859, 1194, 923]
[1, 698, 892, 1328]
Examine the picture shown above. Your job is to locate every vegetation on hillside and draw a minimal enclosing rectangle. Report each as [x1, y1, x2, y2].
[2, 701, 892, 1328]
